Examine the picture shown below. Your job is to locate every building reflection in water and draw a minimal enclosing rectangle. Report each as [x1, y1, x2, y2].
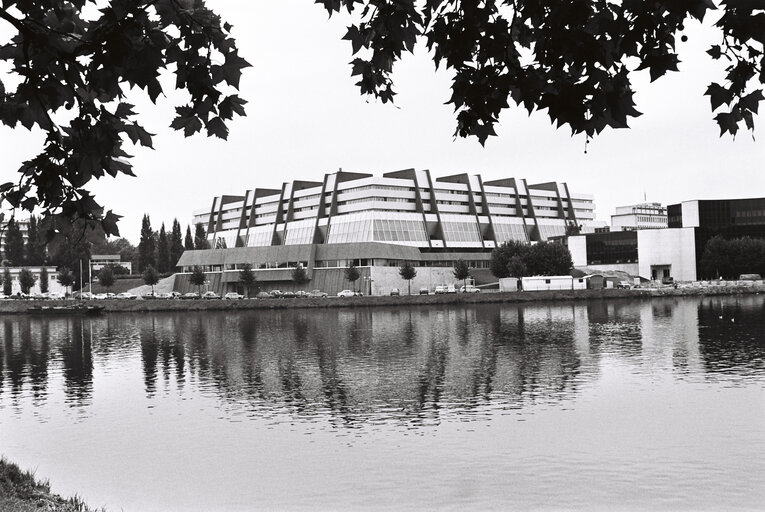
[1, 296, 764, 426]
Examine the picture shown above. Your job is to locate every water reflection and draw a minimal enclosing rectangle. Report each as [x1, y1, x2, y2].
[1, 296, 764, 425]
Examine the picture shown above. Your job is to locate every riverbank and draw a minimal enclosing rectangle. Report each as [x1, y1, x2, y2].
[0, 459, 96, 512]
[0, 284, 763, 314]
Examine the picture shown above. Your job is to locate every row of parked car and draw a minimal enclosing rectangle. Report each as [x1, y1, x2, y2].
[0, 291, 67, 300]
[389, 284, 481, 296]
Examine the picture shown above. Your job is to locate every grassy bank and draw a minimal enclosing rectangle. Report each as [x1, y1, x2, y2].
[0, 285, 763, 315]
[0, 459, 96, 512]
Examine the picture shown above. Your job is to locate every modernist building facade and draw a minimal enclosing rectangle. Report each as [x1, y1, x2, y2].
[192, 169, 602, 252]
[610, 202, 668, 231]
[570, 196, 765, 282]
[178, 169, 603, 295]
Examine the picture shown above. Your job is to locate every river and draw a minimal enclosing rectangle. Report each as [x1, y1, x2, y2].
[1, 296, 764, 511]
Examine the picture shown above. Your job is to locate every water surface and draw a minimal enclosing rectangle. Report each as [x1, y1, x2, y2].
[1, 296, 764, 510]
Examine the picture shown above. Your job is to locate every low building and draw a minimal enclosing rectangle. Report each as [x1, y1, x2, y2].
[521, 275, 586, 291]
[1, 267, 66, 296]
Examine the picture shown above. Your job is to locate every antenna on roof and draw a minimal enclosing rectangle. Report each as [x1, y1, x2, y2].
[644, 191, 647, 202]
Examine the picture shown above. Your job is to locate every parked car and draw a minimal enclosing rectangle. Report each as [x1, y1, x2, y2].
[79, 292, 94, 300]
[419, 287, 429, 295]
[337, 289, 356, 298]
[308, 290, 328, 298]
[115, 292, 137, 300]
[94, 293, 108, 300]
[434, 285, 447, 294]
[169, 291, 182, 299]
[294, 290, 310, 298]
[446, 284, 457, 294]
[390, 288, 400, 296]
[46, 292, 66, 300]
[269, 290, 283, 298]
[182, 292, 200, 299]
[224, 292, 244, 300]
[142, 292, 157, 299]
[460, 285, 480, 293]
[156, 292, 173, 299]
[281, 291, 297, 298]
[202, 291, 220, 299]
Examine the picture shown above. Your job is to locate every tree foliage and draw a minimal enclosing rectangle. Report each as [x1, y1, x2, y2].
[344, 263, 360, 289]
[170, 219, 184, 268]
[189, 264, 206, 295]
[157, 222, 170, 273]
[2, 266, 11, 295]
[18, 267, 35, 294]
[291, 264, 310, 285]
[184, 225, 195, 250]
[3, 217, 24, 265]
[452, 258, 470, 285]
[238, 263, 257, 297]
[142, 264, 159, 293]
[138, 214, 155, 272]
[490, 240, 572, 277]
[0, 0, 250, 235]
[194, 223, 209, 250]
[25, 215, 46, 265]
[398, 261, 417, 295]
[98, 265, 115, 290]
[56, 266, 73, 294]
[39, 265, 49, 293]
[319, 0, 763, 143]
[700, 235, 765, 279]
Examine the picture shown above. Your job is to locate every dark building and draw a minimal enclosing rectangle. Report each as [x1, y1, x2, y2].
[668, 198, 765, 278]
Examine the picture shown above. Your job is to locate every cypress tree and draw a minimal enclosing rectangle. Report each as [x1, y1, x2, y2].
[138, 214, 156, 272]
[170, 219, 184, 267]
[2, 266, 12, 295]
[4, 218, 25, 266]
[194, 223, 210, 250]
[39, 266, 49, 293]
[184, 225, 195, 250]
[157, 223, 170, 273]
[25, 216, 46, 265]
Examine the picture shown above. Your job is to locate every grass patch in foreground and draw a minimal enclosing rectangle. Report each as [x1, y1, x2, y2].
[0, 458, 99, 512]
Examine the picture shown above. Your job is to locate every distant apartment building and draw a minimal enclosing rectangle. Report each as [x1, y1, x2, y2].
[179, 169, 605, 295]
[610, 202, 667, 231]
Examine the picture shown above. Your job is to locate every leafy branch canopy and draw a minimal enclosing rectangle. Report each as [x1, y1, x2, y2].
[318, 0, 764, 144]
[0, 0, 250, 236]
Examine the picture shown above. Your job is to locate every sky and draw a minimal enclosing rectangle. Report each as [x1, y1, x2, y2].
[1, 1, 764, 244]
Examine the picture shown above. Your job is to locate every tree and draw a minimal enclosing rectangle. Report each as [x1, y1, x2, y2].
[2, 266, 12, 296]
[138, 214, 156, 272]
[344, 263, 360, 292]
[291, 264, 310, 286]
[0, 1, 250, 236]
[322, 1, 763, 144]
[452, 259, 471, 288]
[39, 266, 49, 293]
[142, 265, 160, 295]
[98, 266, 115, 293]
[46, 218, 96, 290]
[701, 235, 732, 278]
[238, 263, 258, 298]
[57, 267, 74, 296]
[18, 268, 35, 295]
[194, 224, 210, 250]
[526, 242, 573, 276]
[157, 223, 170, 273]
[170, 219, 184, 268]
[398, 261, 417, 295]
[189, 265, 207, 296]
[506, 256, 528, 290]
[4, 218, 24, 266]
[184, 226, 195, 251]
[490, 241, 530, 278]
[25, 216, 46, 265]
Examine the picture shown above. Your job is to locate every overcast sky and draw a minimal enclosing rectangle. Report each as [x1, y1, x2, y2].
[2, 1, 763, 243]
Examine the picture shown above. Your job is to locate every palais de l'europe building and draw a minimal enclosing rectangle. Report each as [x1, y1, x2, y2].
[176, 169, 603, 295]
